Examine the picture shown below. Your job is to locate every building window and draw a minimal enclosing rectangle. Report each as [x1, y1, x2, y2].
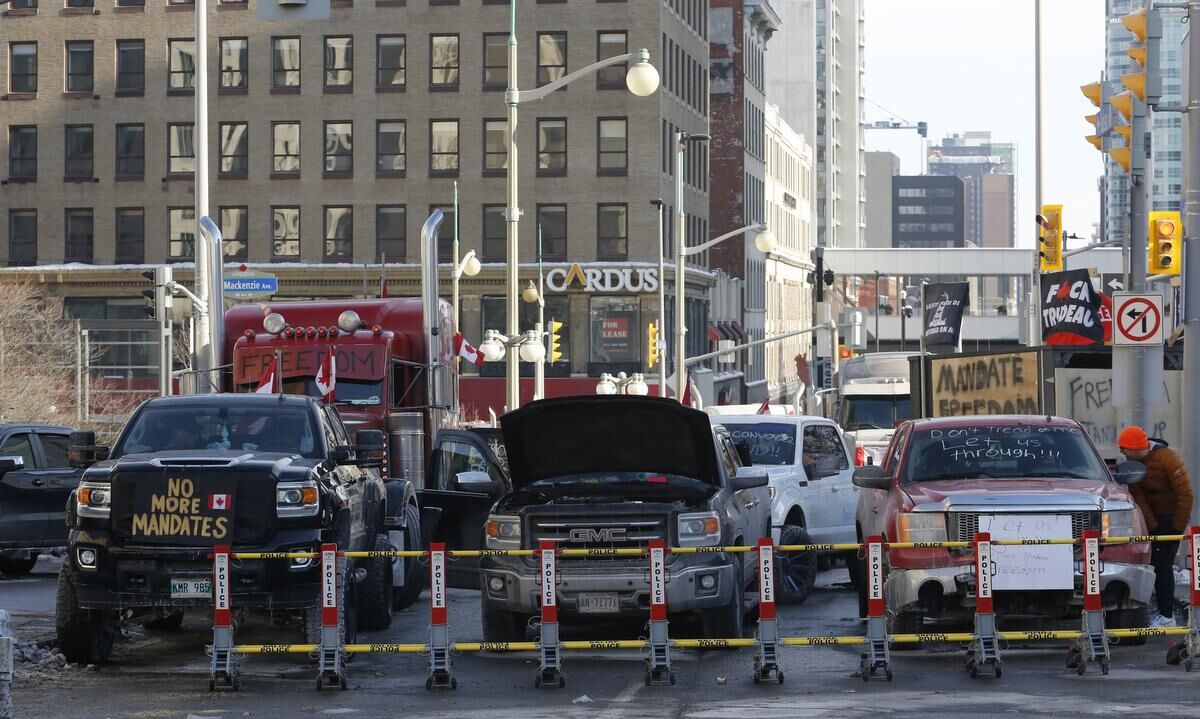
[220, 206, 248, 260]
[536, 204, 566, 260]
[483, 33, 507, 88]
[362, 122, 404, 179]
[220, 38, 248, 90]
[324, 121, 353, 173]
[596, 31, 627, 88]
[116, 0, 145, 6]
[429, 120, 459, 175]
[64, 125, 93, 178]
[116, 40, 145, 93]
[597, 204, 628, 259]
[272, 122, 300, 173]
[115, 124, 144, 177]
[65, 41, 94, 92]
[376, 35, 406, 89]
[430, 204, 455, 262]
[376, 205, 406, 261]
[115, 208, 144, 264]
[324, 206, 353, 260]
[168, 39, 196, 90]
[597, 117, 627, 174]
[272, 37, 301, 88]
[9, 43, 37, 94]
[588, 295, 640, 366]
[537, 32, 567, 86]
[8, 210, 37, 267]
[8, 126, 36, 179]
[168, 207, 195, 259]
[272, 207, 300, 258]
[430, 35, 460, 89]
[219, 122, 248, 175]
[168, 123, 195, 174]
[65, 208, 94, 263]
[536, 118, 566, 175]
[324, 36, 352, 88]
[483, 119, 507, 174]
[482, 205, 506, 260]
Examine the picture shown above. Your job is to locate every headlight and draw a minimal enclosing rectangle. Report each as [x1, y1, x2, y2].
[677, 511, 721, 547]
[485, 514, 521, 550]
[77, 481, 112, 518]
[276, 481, 319, 518]
[1102, 509, 1138, 540]
[896, 512, 947, 543]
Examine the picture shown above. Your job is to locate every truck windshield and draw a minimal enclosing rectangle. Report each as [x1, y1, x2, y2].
[723, 424, 796, 465]
[113, 405, 321, 458]
[840, 396, 911, 431]
[238, 378, 383, 406]
[903, 425, 1108, 484]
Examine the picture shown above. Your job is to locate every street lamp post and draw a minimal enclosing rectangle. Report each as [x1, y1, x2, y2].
[452, 250, 480, 337]
[503, 0, 659, 411]
[672, 222, 776, 401]
[673, 132, 709, 405]
[651, 199, 666, 398]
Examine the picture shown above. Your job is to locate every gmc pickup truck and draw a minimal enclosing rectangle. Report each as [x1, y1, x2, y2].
[852, 415, 1153, 636]
[477, 396, 771, 642]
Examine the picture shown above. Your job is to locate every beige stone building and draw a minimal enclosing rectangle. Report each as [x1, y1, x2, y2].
[1, 0, 713, 405]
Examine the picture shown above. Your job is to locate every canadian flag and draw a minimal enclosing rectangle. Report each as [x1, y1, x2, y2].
[255, 356, 279, 394]
[315, 346, 336, 402]
[208, 494, 232, 511]
[756, 398, 771, 415]
[453, 332, 485, 367]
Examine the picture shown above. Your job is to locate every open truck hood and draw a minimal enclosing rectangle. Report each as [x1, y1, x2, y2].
[500, 396, 719, 490]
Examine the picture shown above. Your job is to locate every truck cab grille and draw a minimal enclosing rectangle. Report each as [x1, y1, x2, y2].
[948, 511, 1097, 543]
[528, 515, 668, 561]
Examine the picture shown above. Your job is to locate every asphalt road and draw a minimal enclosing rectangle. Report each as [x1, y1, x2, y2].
[3, 557, 1198, 719]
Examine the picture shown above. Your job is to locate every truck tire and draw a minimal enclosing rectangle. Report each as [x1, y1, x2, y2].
[392, 503, 425, 611]
[887, 610, 923, 649]
[55, 563, 115, 665]
[775, 525, 817, 606]
[849, 548, 867, 619]
[481, 602, 529, 643]
[356, 533, 394, 631]
[0, 556, 39, 576]
[1106, 605, 1148, 646]
[144, 611, 185, 632]
[701, 561, 745, 642]
[304, 560, 359, 653]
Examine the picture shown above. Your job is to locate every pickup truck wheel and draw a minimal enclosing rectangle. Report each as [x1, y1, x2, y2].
[1106, 606, 1149, 646]
[392, 503, 425, 611]
[849, 549, 867, 618]
[356, 533, 394, 631]
[481, 602, 529, 643]
[775, 525, 817, 605]
[887, 610, 923, 649]
[304, 560, 359, 654]
[701, 562, 745, 643]
[0, 556, 39, 576]
[55, 563, 115, 664]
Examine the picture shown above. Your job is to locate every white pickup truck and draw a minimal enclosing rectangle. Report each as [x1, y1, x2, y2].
[713, 415, 856, 605]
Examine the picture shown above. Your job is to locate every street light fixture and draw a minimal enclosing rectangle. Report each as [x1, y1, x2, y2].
[503, 0, 659, 412]
[595, 372, 650, 396]
[522, 281, 540, 305]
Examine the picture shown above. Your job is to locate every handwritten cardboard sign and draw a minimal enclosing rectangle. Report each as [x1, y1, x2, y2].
[980, 513, 1073, 590]
[1055, 368, 1182, 461]
[129, 476, 238, 545]
[930, 351, 1040, 417]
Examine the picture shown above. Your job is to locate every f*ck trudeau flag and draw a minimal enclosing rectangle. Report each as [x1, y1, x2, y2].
[1040, 269, 1104, 345]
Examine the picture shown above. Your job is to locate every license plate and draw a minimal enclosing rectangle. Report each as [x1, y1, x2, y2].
[170, 576, 212, 599]
[577, 592, 620, 614]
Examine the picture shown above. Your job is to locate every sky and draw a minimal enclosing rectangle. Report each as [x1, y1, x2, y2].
[862, 0, 1106, 249]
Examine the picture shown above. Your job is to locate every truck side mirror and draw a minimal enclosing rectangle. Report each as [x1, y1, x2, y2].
[1113, 460, 1147, 486]
[0, 455, 25, 474]
[852, 465, 890, 490]
[69, 430, 109, 468]
[732, 465, 769, 491]
[353, 429, 386, 468]
[453, 471, 504, 496]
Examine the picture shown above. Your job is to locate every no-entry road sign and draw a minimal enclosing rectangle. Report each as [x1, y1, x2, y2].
[1112, 292, 1164, 346]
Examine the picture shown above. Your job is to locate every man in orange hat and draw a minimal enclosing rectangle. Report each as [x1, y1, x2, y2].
[1118, 425, 1194, 627]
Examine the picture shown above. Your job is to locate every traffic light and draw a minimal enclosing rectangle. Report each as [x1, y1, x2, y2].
[548, 319, 564, 363]
[1084, 112, 1103, 151]
[646, 322, 660, 369]
[1080, 82, 1102, 108]
[916, 121, 927, 138]
[141, 267, 173, 321]
[1037, 205, 1063, 273]
[1148, 211, 1182, 276]
[1120, 7, 1162, 106]
[838, 344, 854, 360]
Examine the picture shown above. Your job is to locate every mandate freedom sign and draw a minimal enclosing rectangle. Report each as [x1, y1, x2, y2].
[129, 476, 237, 546]
[930, 351, 1040, 417]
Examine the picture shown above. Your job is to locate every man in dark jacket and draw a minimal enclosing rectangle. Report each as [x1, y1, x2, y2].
[1119, 425, 1195, 627]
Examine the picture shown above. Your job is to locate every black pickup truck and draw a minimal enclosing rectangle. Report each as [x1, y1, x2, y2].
[0, 423, 80, 575]
[58, 393, 412, 664]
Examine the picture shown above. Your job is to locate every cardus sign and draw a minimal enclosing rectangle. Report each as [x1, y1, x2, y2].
[546, 264, 659, 293]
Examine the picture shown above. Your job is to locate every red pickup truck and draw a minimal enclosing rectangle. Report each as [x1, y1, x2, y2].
[851, 415, 1153, 635]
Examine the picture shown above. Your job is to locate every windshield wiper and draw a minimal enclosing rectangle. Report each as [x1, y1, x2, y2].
[920, 471, 1000, 481]
[1023, 470, 1097, 480]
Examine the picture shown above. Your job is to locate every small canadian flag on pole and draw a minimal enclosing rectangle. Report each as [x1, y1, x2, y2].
[454, 332, 485, 367]
[315, 346, 336, 402]
[254, 355, 279, 394]
[208, 494, 232, 511]
[756, 398, 771, 415]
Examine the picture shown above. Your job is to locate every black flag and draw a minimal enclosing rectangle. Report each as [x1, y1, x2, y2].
[922, 282, 970, 346]
[1040, 269, 1104, 345]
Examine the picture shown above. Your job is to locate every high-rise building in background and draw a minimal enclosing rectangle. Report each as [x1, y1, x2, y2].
[891, 175, 966, 249]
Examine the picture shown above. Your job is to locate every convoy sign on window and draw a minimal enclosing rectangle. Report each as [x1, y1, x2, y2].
[929, 351, 1041, 417]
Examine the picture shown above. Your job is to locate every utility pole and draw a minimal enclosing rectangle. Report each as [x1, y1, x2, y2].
[191, 0, 214, 393]
[1185, 0, 1200, 523]
[1030, 0, 1044, 349]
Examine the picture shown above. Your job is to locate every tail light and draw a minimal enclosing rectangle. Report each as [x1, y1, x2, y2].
[854, 446, 867, 466]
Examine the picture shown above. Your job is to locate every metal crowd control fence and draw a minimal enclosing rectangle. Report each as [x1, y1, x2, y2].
[205, 526, 1200, 692]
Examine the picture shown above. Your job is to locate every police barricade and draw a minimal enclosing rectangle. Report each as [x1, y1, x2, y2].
[206, 528, 1198, 692]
